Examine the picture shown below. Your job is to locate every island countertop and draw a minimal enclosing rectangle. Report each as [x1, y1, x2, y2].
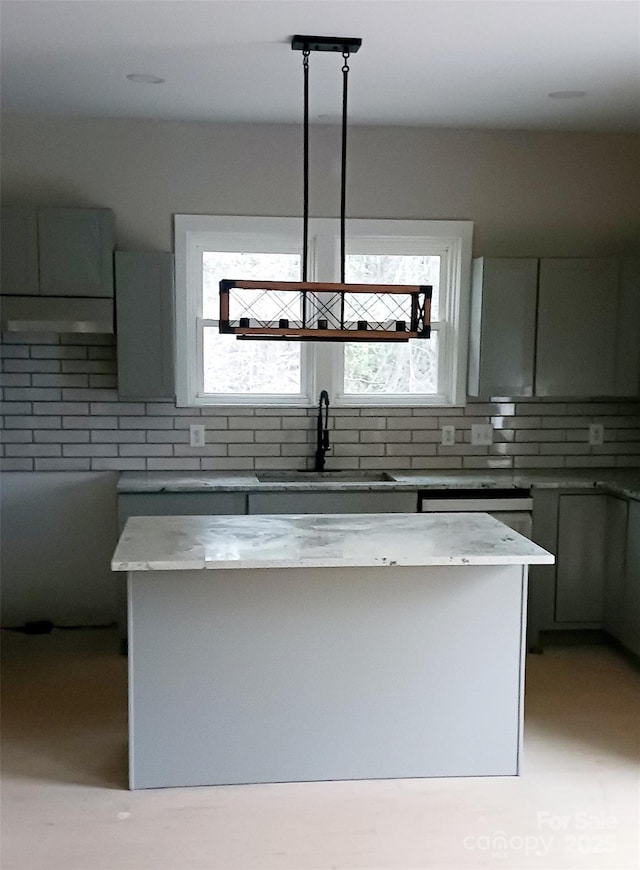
[111, 512, 554, 572]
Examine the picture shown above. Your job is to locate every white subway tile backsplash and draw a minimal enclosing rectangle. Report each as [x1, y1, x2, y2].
[91, 430, 146, 443]
[33, 403, 89, 415]
[2, 334, 639, 474]
[119, 444, 173, 457]
[63, 444, 117, 457]
[63, 389, 119, 402]
[91, 402, 145, 416]
[61, 360, 115, 374]
[35, 458, 91, 471]
[0, 374, 31, 387]
[91, 458, 146, 471]
[6, 415, 60, 429]
[0, 458, 34, 470]
[334, 417, 386, 430]
[30, 346, 87, 360]
[201, 458, 254, 470]
[34, 430, 89, 443]
[362, 429, 411, 443]
[173, 444, 227, 457]
[63, 416, 116, 429]
[4, 359, 60, 373]
[0, 346, 29, 359]
[118, 416, 173, 429]
[6, 444, 61, 457]
[174, 416, 228, 429]
[1, 430, 33, 443]
[32, 375, 88, 388]
[5, 388, 61, 401]
[1, 403, 31, 415]
[89, 375, 118, 388]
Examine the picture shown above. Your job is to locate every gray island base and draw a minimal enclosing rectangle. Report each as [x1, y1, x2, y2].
[111, 512, 554, 790]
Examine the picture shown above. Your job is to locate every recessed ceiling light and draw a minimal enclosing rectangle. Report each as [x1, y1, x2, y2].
[126, 73, 165, 85]
[548, 90, 587, 100]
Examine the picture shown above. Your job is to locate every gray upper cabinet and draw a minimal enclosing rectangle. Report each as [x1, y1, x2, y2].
[468, 256, 638, 399]
[468, 257, 537, 397]
[115, 251, 175, 400]
[38, 207, 114, 297]
[0, 206, 39, 295]
[536, 258, 619, 397]
[1, 205, 115, 298]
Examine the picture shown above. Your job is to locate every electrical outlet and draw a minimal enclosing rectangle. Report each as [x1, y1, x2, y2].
[189, 424, 206, 448]
[471, 423, 493, 446]
[588, 423, 604, 446]
[441, 425, 455, 446]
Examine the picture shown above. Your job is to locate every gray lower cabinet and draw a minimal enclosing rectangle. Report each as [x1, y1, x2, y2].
[555, 494, 608, 623]
[528, 489, 608, 646]
[617, 499, 640, 657]
[116, 251, 175, 400]
[248, 491, 418, 514]
[118, 492, 247, 522]
[603, 497, 629, 642]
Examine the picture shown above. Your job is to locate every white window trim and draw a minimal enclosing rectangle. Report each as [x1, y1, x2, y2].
[174, 215, 472, 408]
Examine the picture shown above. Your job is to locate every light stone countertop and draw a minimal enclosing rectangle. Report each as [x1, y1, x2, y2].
[117, 468, 640, 500]
[111, 512, 555, 572]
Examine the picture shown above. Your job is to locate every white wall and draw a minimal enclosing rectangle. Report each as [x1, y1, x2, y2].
[1, 114, 638, 256]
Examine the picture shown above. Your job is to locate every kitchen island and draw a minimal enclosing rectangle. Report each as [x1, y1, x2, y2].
[112, 512, 553, 790]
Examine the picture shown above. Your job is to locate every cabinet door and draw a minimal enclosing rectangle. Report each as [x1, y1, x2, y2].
[468, 258, 538, 397]
[620, 500, 640, 657]
[248, 491, 418, 514]
[1, 206, 39, 296]
[38, 207, 115, 297]
[118, 492, 247, 524]
[602, 497, 628, 641]
[615, 258, 640, 396]
[116, 252, 175, 400]
[555, 494, 608, 623]
[535, 258, 619, 397]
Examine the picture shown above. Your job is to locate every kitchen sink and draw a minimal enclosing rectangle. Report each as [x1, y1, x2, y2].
[255, 470, 396, 483]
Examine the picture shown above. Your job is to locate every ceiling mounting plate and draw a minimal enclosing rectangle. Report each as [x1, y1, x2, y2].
[291, 35, 362, 54]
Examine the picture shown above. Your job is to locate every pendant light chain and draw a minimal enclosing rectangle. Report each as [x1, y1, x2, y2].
[219, 35, 432, 344]
[340, 50, 350, 284]
[302, 49, 310, 282]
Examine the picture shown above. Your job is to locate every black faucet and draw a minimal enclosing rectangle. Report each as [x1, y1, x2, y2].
[315, 390, 331, 471]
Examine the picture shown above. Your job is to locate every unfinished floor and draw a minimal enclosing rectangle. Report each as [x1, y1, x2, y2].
[1, 629, 639, 870]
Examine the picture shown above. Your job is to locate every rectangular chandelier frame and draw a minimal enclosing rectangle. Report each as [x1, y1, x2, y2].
[219, 280, 432, 342]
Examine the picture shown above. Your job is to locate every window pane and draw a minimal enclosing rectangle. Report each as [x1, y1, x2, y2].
[345, 254, 440, 320]
[203, 328, 301, 394]
[343, 332, 438, 395]
[202, 251, 302, 395]
[344, 254, 440, 396]
[203, 252, 301, 320]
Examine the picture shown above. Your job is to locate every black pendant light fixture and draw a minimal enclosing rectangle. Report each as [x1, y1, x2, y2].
[219, 35, 432, 342]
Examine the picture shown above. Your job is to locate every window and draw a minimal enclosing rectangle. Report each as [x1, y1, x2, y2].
[174, 216, 472, 407]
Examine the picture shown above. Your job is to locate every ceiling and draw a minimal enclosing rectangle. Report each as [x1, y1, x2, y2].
[1, 0, 639, 131]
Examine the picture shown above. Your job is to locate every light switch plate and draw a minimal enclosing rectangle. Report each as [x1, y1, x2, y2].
[189, 424, 206, 448]
[588, 423, 604, 446]
[441, 425, 455, 446]
[471, 423, 493, 446]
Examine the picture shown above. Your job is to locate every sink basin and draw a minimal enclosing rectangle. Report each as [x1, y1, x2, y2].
[256, 470, 395, 483]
